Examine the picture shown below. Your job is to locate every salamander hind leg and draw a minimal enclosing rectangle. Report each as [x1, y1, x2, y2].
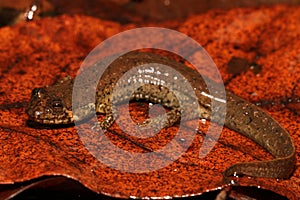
[139, 107, 181, 133]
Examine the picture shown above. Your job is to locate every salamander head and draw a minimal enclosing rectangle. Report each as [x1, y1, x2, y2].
[26, 76, 74, 124]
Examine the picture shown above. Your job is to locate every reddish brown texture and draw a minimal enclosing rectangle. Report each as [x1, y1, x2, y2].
[0, 5, 299, 200]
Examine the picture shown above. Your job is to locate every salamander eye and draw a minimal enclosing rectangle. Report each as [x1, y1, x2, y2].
[52, 101, 63, 108]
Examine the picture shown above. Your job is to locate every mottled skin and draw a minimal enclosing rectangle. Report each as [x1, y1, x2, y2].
[27, 52, 296, 180]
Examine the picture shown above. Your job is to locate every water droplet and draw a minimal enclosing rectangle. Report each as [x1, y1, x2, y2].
[201, 118, 206, 124]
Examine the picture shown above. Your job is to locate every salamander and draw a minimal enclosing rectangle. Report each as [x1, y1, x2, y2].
[26, 51, 296, 180]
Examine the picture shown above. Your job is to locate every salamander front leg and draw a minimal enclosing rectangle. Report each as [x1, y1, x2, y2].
[92, 113, 116, 131]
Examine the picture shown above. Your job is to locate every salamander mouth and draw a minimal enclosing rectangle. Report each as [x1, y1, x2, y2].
[26, 106, 74, 125]
[29, 116, 72, 124]
[27, 113, 73, 124]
